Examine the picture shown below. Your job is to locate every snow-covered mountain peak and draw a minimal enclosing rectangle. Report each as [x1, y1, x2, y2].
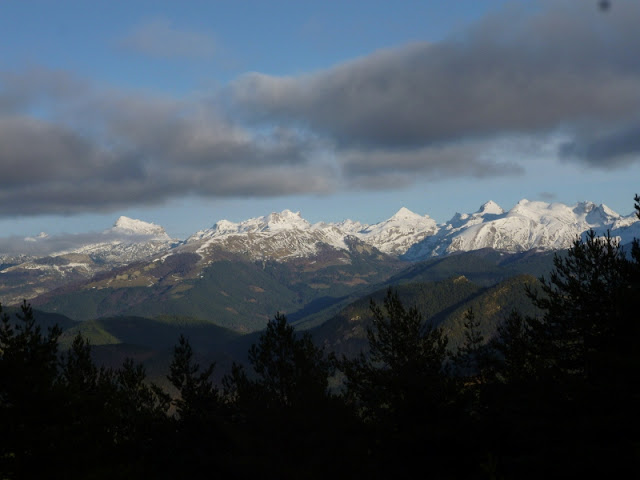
[582, 203, 619, 226]
[573, 200, 596, 214]
[263, 210, 309, 231]
[478, 200, 504, 215]
[112, 216, 169, 238]
[235, 209, 311, 234]
[509, 200, 563, 221]
[211, 219, 239, 234]
[352, 207, 438, 256]
[334, 219, 368, 236]
[390, 207, 423, 221]
[363, 208, 436, 233]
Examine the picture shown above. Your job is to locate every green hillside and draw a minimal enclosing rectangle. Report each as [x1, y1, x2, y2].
[59, 314, 242, 383]
[35, 251, 403, 332]
[311, 274, 542, 358]
[0, 303, 77, 331]
[390, 248, 555, 286]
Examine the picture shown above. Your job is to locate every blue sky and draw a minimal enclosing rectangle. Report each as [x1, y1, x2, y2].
[1, 0, 639, 239]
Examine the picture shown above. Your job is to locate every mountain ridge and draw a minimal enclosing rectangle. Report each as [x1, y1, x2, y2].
[2, 199, 638, 307]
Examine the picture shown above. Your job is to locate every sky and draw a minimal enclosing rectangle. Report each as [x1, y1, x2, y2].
[1, 0, 639, 241]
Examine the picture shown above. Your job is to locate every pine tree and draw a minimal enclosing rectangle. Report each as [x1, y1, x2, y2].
[222, 313, 335, 477]
[455, 307, 490, 384]
[0, 301, 62, 477]
[490, 309, 548, 385]
[527, 230, 633, 384]
[168, 334, 219, 421]
[225, 312, 331, 412]
[340, 288, 450, 424]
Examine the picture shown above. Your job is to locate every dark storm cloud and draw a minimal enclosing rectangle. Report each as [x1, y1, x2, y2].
[230, 0, 640, 167]
[559, 123, 640, 167]
[0, 70, 332, 217]
[341, 141, 524, 189]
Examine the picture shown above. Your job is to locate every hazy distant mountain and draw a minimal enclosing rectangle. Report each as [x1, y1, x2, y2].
[0, 217, 177, 304]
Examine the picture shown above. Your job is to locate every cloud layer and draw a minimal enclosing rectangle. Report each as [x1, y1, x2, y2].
[1, 1, 639, 217]
[230, 1, 640, 168]
[0, 230, 163, 258]
[0, 69, 333, 216]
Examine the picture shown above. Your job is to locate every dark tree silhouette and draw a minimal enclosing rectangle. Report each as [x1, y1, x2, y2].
[222, 312, 338, 478]
[225, 312, 331, 412]
[0, 301, 62, 477]
[454, 307, 491, 385]
[490, 309, 547, 385]
[168, 334, 219, 421]
[528, 230, 633, 384]
[341, 289, 449, 423]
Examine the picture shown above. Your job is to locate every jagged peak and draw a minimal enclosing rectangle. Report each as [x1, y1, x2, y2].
[259, 209, 309, 230]
[478, 200, 504, 215]
[598, 204, 618, 217]
[583, 203, 620, 226]
[573, 200, 597, 214]
[391, 206, 419, 219]
[211, 219, 238, 232]
[266, 209, 303, 222]
[234, 209, 311, 233]
[573, 201, 618, 217]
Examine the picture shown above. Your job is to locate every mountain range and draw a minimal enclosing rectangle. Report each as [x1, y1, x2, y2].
[1, 199, 638, 327]
[161, 198, 639, 260]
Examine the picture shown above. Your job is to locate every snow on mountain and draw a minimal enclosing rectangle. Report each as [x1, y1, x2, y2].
[185, 207, 439, 260]
[0, 216, 178, 305]
[1, 217, 174, 266]
[2, 217, 175, 272]
[334, 219, 368, 236]
[111, 216, 171, 239]
[186, 210, 350, 260]
[3, 199, 638, 279]
[405, 199, 638, 260]
[183, 200, 640, 263]
[590, 212, 640, 247]
[1, 200, 638, 306]
[478, 200, 505, 216]
[189, 210, 310, 240]
[404, 200, 507, 258]
[65, 217, 175, 264]
[352, 207, 438, 256]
